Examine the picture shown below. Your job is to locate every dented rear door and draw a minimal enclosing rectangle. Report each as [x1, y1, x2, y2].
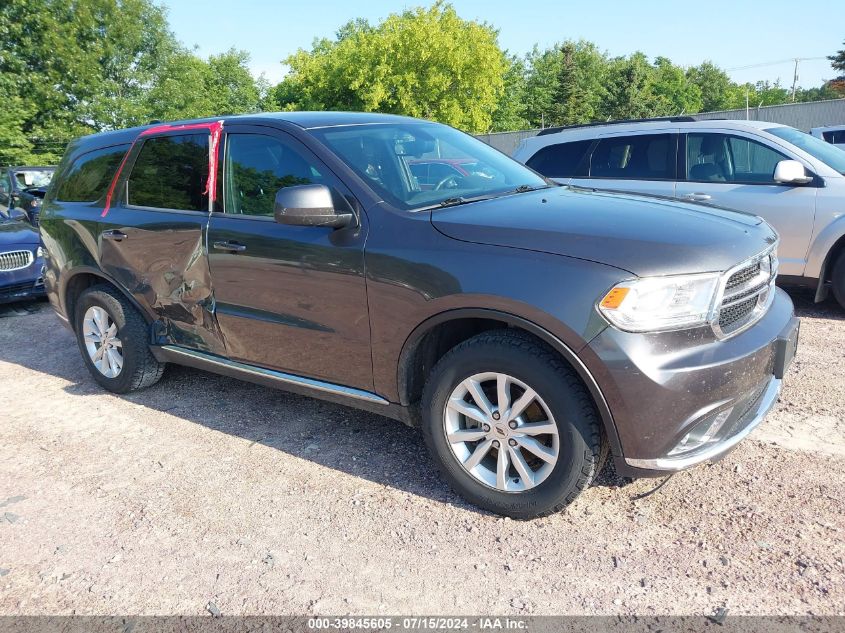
[98, 131, 223, 354]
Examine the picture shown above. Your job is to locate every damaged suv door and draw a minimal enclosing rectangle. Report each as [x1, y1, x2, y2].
[205, 125, 372, 391]
[98, 131, 220, 353]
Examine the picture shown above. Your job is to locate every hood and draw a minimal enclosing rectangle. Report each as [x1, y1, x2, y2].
[0, 220, 39, 247]
[431, 187, 776, 277]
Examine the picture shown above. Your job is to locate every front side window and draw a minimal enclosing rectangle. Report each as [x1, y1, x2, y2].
[224, 133, 326, 217]
[687, 133, 787, 184]
[589, 134, 674, 180]
[56, 144, 129, 202]
[311, 122, 547, 211]
[127, 134, 209, 211]
[525, 140, 592, 179]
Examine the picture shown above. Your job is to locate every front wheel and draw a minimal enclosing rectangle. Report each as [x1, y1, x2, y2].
[73, 284, 165, 393]
[421, 330, 604, 519]
[832, 251, 845, 310]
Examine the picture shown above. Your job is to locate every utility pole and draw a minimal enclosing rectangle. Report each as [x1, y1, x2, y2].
[791, 58, 800, 102]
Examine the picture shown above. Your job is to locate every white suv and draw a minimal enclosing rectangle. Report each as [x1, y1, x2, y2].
[513, 117, 845, 308]
[811, 125, 845, 151]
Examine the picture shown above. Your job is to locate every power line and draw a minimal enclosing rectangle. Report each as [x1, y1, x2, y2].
[726, 57, 828, 72]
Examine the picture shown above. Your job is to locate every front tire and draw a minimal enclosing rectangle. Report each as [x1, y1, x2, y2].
[73, 284, 165, 393]
[831, 251, 845, 310]
[421, 330, 604, 519]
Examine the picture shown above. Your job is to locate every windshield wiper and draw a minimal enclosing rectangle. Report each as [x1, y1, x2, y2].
[437, 195, 498, 208]
[511, 184, 552, 194]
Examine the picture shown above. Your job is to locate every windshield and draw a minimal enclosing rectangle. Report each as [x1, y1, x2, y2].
[311, 122, 548, 210]
[14, 168, 54, 189]
[766, 127, 845, 175]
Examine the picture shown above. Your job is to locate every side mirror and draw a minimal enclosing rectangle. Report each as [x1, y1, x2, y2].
[274, 184, 354, 229]
[773, 160, 812, 185]
[9, 208, 29, 222]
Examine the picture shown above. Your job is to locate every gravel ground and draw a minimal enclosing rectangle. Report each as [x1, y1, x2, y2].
[0, 288, 843, 616]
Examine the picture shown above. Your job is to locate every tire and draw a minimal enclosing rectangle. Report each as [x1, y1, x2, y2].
[73, 284, 165, 393]
[832, 251, 845, 310]
[421, 330, 604, 519]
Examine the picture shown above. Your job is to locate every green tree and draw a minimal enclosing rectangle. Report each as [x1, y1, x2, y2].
[649, 56, 702, 115]
[602, 52, 656, 120]
[489, 56, 529, 132]
[269, 1, 509, 132]
[686, 61, 733, 112]
[829, 39, 845, 73]
[523, 41, 608, 128]
[1, 0, 177, 163]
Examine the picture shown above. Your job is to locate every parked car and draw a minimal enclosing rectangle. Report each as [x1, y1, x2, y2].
[514, 117, 845, 309]
[0, 166, 55, 226]
[408, 157, 492, 190]
[0, 209, 46, 303]
[40, 112, 798, 518]
[810, 125, 845, 151]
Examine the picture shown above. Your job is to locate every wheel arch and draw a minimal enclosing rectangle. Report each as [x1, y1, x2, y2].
[806, 217, 845, 302]
[397, 308, 623, 458]
[62, 267, 152, 330]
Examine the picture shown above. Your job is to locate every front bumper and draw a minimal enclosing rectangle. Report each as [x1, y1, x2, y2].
[588, 287, 798, 476]
[0, 254, 46, 304]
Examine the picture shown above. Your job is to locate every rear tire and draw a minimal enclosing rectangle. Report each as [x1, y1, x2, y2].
[832, 251, 845, 310]
[421, 330, 604, 519]
[73, 284, 165, 393]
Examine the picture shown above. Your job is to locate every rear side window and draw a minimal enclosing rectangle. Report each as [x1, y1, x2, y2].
[56, 144, 129, 202]
[823, 130, 845, 144]
[525, 140, 592, 178]
[589, 134, 674, 180]
[128, 134, 209, 211]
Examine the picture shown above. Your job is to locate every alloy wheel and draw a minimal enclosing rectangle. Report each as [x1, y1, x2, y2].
[82, 306, 124, 378]
[443, 372, 560, 493]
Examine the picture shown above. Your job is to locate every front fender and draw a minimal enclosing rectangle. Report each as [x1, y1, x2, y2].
[805, 213, 845, 300]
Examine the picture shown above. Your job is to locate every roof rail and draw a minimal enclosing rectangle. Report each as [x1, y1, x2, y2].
[536, 116, 697, 136]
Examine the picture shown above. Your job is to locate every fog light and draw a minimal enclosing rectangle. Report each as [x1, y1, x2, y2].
[669, 407, 734, 456]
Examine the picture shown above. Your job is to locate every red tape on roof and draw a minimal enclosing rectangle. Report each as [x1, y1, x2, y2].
[101, 120, 224, 218]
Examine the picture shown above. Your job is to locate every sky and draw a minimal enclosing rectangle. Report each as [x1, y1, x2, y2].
[163, 0, 843, 92]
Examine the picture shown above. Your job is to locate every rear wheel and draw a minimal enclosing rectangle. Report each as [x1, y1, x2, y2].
[832, 251, 845, 310]
[73, 285, 165, 393]
[421, 330, 604, 519]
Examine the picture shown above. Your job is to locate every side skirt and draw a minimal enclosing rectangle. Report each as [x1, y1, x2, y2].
[152, 345, 414, 425]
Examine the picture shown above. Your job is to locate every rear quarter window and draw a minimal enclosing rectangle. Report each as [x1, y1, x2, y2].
[56, 144, 130, 202]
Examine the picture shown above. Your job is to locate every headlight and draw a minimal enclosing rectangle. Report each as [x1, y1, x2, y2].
[36, 246, 45, 258]
[598, 273, 721, 332]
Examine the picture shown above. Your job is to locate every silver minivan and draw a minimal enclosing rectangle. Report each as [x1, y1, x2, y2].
[513, 118, 845, 308]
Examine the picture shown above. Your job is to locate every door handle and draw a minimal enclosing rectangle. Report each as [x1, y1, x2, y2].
[213, 240, 247, 253]
[101, 229, 127, 241]
[682, 193, 712, 202]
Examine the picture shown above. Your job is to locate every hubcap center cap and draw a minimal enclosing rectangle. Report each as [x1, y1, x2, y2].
[493, 424, 509, 438]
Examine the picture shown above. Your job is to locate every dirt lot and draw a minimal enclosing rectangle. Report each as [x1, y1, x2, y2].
[0, 288, 843, 616]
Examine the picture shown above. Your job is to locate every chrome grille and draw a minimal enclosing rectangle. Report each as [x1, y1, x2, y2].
[0, 250, 34, 272]
[713, 246, 777, 338]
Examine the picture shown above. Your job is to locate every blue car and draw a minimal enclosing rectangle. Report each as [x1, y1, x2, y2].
[0, 210, 46, 303]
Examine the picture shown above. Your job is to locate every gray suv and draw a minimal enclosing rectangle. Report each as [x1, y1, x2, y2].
[514, 117, 845, 309]
[40, 112, 798, 518]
